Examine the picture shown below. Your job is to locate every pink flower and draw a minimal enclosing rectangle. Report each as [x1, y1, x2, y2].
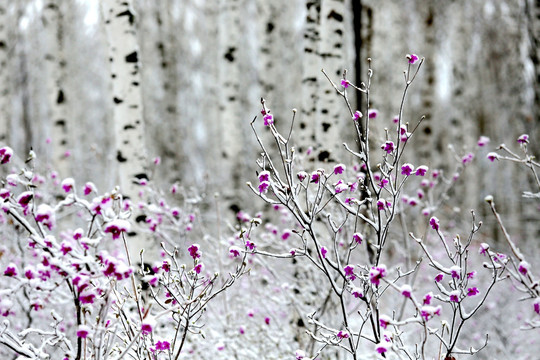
[104, 219, 131, 240]
[368, 109, 378, 119]
[320, 246, 327, 259]
[337, 330, 349, 339]
[310, 170, 321, 184]
[340, 79, 349, 88]
[381, 141, 395, 154]
[141, 321, 154, 335]
[295, 350, 307, 359]
[407, 53, 419, 64]
[263, 113, 274, 126]
[449, 290, 460, 303]
[434, 273, 444, 282]
[487, 152, 499, 162]
[462, 152, 474, 164]
[334, 180, 348, 194]
[378, 178, 389, 188]
[401, 163, 414, 176]
[4, 263, 17, 277]
[467, 287, 479, 297]
[333, 163, 346, 175]
[477, 136, 490, 147]
[518, 261, 530, 276]
[83, 182, 97, 196]
[258, 171, 270, 182]
[517, 134, 529, 144]
[375, 343, 388, 354]
[188, 244, 202, 259]
[467, 271, 476, 279]
[534, 298, 540, 315]
[351, 286, 363, 298]
[264, 316, 271, 325]
[258, 181, 270, 194]
[17, 191, 33, 208]
[401, 284, 412, 298]
[297, 171, 308, 182]
[155, 340, 170, 351]
[229, 246, 242, 257]
[415, 165, 428, 176]
[352, 233, 362, 244]
[379, 315, 391, 329]
[369, 264, 387, 285]
[193, 263, 204, 274]
[76, 325, 91, 338]
[423, 292, 433, 305]
[344, 264, 356, 281]
[353, 110, 362, 121]
[61, 178, 75, 193]
[429, 216, 440, 231]
[0, 146, 13, 164]
[35, 204, 55, 230]
[450, 265, 460, 279]
[479, 243, 489, 256]
[420, 305, 441, 321]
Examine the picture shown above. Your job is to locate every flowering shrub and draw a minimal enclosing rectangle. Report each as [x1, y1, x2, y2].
[0, 150, 248, 359]
[245, 56, 539, 359]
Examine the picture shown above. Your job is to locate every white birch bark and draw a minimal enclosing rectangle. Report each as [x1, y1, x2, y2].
[43, 0, 70, 177]
[102, 0, 150, 258]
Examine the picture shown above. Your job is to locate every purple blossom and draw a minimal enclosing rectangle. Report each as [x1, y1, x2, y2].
[334, 180, 348, 194]
[517, 134, 529, 144]
[435, 273, 444, 282]
[369, 264, 387, 285]
[295, 350, 307, 359]
[420, 305, 441, 321]
[487, 152, 500, 162]
[4, 263, 17, 277]
[76, 325, 90, 338]
[348, 181, 358, 192]
[0, 146, 13, 164]
[35, 204, 55, 230]
[479, 243, 489, 256]
[401, 163, 414, 176]
[258, 171, 270, 182]
[378, 178, 389, 188]
[320, 246, 327, 259]
[375, 343, 388, 354]
[188, 244, 202, 259]
[263, 113, 274, 126]
[379, 315, 391, 329]
[297, 171, 308, 182]
[368, 109, 379, 119]
[351, 286, 363, 298]
[229, 246, 242, 257]
[381, 141, 395, 154]
[534, 298, 540, 315]
[449, 290, 460, 303]
[407, 53, 419, 64]
[104, 219, 131, 240]
[311, 170, 321, 184]
[423, 292, 433, 305]
[141, 321, 153, 335]
[415, 165, 428, 176]
[333, 163, 346, 175]
[61, 178, 75, 193]
[344, 264, 356, 281]
[477, 136, 490, 147]
[83, 182, 97, 196]
[352, 233, 362, 244]
[258, 181, 270, 194]
[401, 284, 412, 298]
[450, 265, 460, 279]
[518, 261, 530, 276]
[467, 271, 476, 279]
[155, 340, 171, 351]
[462, 152, 474, 164]
[340, 79, 349, 88]
[337, 330, 349, 339]
[429, 216, 440, 231]
[353, 110, 362, 121]
[467, 287, 480, 297]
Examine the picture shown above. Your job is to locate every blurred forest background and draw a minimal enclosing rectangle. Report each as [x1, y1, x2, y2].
[0, 0, 538, 241]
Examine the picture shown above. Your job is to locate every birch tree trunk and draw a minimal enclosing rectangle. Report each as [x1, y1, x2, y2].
[0, 1, 8, 147]
[102, 0, 150, 259]
[43, 0, 70, 177]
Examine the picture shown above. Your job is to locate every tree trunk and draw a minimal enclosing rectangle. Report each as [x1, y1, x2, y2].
[101, 0, 150, 259]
